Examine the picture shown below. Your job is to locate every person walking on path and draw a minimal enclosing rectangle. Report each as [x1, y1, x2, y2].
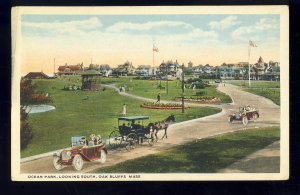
[122, 104, 127, 116]
[156, 93, 161, 104]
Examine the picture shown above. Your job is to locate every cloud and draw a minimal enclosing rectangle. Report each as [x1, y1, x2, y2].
[231, 18, 278, 38]
[106, 20, 218, 42]
[106, 20, 193, 32]
[209, 16, 239, 30]
[22, 17, 102, 34]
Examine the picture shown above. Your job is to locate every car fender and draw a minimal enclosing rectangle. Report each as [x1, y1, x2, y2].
[103, 148, 108, 154]
[53, 151, 61, 158]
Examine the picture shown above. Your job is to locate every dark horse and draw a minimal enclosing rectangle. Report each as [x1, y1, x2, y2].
[148, 114, 175, 140]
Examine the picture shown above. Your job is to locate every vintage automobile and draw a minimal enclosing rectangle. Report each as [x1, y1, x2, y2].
[228, 106, 259, 126]
[53, 135, 107, 171]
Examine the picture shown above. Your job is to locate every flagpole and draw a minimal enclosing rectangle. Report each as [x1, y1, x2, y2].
[248, 45, 251, 87]
[153, 45, 154, 67]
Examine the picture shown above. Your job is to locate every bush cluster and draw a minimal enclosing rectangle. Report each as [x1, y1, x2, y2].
[20, 108, 33, 149]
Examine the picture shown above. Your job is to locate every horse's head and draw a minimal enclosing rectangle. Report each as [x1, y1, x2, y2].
[166, 114, 175, 122]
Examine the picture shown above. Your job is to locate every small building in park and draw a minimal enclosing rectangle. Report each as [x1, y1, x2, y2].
[81, 70, 101, 91]
[24, 72, 49, 79]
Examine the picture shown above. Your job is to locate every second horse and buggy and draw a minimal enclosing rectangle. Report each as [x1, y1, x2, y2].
[108, 115, 175, 150]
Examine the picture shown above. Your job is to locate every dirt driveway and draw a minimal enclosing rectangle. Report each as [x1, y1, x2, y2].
[20, 84, 280, 173]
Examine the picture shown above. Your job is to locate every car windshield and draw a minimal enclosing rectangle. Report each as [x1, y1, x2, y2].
[71, 136, 86, 146]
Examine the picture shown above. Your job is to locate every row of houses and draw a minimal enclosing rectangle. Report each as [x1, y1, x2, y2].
[24, 56, 280, 81]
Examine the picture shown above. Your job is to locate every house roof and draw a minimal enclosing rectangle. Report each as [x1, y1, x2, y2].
[24, 72, 49, 79]
[58, 65, 82, 71]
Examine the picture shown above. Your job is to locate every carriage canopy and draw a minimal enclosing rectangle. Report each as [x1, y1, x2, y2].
[118, 116, 150, 121]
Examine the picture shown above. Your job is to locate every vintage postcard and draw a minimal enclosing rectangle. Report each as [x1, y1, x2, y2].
[11, 6, 289, 181]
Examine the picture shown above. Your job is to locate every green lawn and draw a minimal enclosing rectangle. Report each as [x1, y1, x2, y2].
[22, 78, 221, 158]
[227, 80, 280, 88]
[245, 88, 280, 105]
[227, 80, 280, 105]
[96, 127, 280, 173]
[101, 77, 232, 104]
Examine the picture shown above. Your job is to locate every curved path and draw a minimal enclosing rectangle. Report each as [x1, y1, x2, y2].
[20, 84, 280, 173]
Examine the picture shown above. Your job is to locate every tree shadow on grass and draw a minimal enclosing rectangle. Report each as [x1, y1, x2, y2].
[98, 129, 280, 173]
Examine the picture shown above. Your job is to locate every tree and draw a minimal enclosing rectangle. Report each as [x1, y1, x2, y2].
[20, 79, 51, 108]
[20, 79, 52, 149]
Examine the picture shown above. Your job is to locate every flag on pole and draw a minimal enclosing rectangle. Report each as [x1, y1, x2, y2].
[153, 45, 159, 52]
[249, 40, 257, 47]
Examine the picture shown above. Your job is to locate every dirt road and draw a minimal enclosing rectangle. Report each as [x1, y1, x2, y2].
[20, 84, 280, 173]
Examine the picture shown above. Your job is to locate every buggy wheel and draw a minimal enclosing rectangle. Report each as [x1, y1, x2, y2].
[137, 133, 145, 145]
[109, 130, 122, 148]
[72, 154, 84, 171]
[53, 156, 63, 171]
[125, 133, 137, 151]
[99, 150, 107, 164]
[228, 116, 233, 123]
[242, 117, 248, 126]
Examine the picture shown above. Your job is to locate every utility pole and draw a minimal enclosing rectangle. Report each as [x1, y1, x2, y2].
[166, 77, 168, 94]
[181, 63, 185, 113]
[53, 58, 56, 76]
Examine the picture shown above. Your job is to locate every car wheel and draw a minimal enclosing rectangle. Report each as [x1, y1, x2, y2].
[53, 156, 63, 171]
[72, 154, 83, 171]
[242, 117, 248, 126]
[99, 150, 107, 164]
[228, 117, 233, 123]
[253, 113, 259, 120]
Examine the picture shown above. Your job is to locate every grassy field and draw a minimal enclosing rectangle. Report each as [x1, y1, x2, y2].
[101, 77, 232, 104]
[245, 88, 280, 105]
[227, 80, 280, 105]
[96, 127, 279, 173]
[227, 80, 280, 88]
[22, 78, 221, 158]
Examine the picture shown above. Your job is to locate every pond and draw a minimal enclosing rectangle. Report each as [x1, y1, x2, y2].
[25, 105, 56, 114]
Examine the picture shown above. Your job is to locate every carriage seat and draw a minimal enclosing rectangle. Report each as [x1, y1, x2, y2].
[119, 126, 131, 135]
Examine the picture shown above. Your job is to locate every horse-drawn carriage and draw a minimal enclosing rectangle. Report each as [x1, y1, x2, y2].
[108, 115, 175, 150]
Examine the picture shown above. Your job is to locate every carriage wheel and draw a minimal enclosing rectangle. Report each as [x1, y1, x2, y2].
[125, 133, 137, 151]
[109, 130, 122, 148]
[228, 116, 233, 123]
[242, 117, 248, 126]
[148, 131, 158, 146]
[137, 133, 145, 145]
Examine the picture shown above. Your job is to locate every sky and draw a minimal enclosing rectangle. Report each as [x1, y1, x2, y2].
[20, 14, 280, 75]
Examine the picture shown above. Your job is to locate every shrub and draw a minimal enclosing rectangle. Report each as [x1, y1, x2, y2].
[196, 91, 205, 96]
[20, 108, 33, 149]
